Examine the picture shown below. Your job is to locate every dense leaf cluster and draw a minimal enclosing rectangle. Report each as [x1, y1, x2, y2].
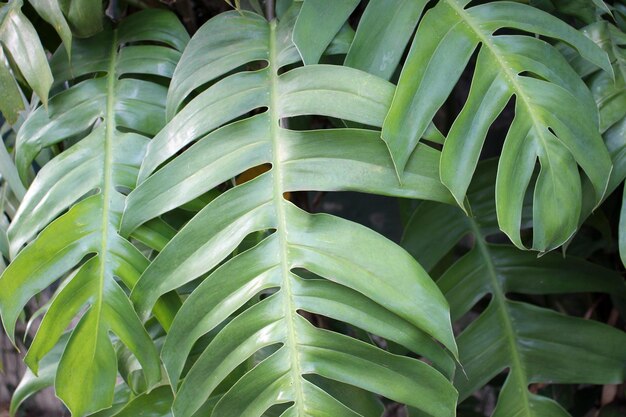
[0, 0, 625, 416]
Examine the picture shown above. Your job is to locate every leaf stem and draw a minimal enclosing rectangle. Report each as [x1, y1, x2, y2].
[266, 0, 275, 20]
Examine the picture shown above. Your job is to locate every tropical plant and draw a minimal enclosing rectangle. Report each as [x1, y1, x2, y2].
[0, 9, 188, 416]
[0, 1, 624, 417]
[403, 160, 626, 417]
[121, 5, 460, 416]
[564, 13, 626, 266]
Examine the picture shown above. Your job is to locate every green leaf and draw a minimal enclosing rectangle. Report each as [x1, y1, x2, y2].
[123, 7, 458, 417]
[580, 22, 626, 134]
[87, 383, 134, 417]
[384, 0, 612, 252]
[344, 0, 427, 80]
[29, 0, 72, 54]
[0, 0, 53, 108]
[0, 47, 24, 124]
[9, 334, 68, 416]
[0, 10, 189, 416]
[60, 0, 103, 37]
[562, 21, 626, 264]
[107, 385, 174, 417]
[403, 160, 626, 417]
[0, 125, 25, 200]
[292, 0, 359, 64]
[531, 0, 607, 24]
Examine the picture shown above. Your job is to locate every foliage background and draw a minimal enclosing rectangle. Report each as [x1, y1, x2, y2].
[0, 0, 625, 416]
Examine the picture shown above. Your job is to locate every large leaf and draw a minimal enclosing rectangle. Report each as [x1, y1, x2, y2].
[122, 6, 458, 417]
[293, 0, 430, 80]
[0, 10, 189, 416]
[403, 160, 626, 417]
[384, 0, 613, 252]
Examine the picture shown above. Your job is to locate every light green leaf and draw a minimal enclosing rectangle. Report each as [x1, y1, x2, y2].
[107, 385, 174, 417]
[123, 7, 457, 417]
[292, 0, 359, 64]
[384, 0, 613, 252]
[29, 0, 72, 54]
[0, 127, 25, 200]
[9, 334, 69, 417]
[0, 0, 53, 107]
[0, 10, 189, 416]
[344, 0, 427, 80]
[0, 47, 25, 124]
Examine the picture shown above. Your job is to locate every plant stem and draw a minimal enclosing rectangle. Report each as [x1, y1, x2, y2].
[265, 0, 275, 20]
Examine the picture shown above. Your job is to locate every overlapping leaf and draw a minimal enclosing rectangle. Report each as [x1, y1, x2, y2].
[530, 0, 611, 24]
[0, 0, 106, 124]
[582, 21, 626, 268]
[343, 0, 427, 80]
[122, 5, 459, 417]
[385, 0, 613, 252]
[0, 0, 53, 122]
[58, 0, 103, 37]
[403, 161, 626, 417]
[565, 20, 626, 266]
[0, 10, 188, 416]
[294, 0, 430, 81]
[292, 0, 359, 65]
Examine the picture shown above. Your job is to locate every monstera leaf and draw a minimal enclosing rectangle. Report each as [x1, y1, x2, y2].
[384, 0, 613, 252]
[121, 5, 459, 417]
[403, 160, 626, 417]
[570, 20, 626, 266]
[582, 21, 626, 267]
[0, 10, 189, 416]
[560, 17, 626, 265]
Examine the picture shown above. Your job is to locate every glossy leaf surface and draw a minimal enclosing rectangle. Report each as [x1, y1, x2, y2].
[123, 6, 458, 417]
[385, 0, 613, 252]
[344, 0, 427, 80]
[0, 10, 188, 416]
[292, 0, 359, 64]
[0, 0, 52, 121]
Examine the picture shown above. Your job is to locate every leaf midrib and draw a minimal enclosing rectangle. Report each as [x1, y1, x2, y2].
[91, 28, 118, 363]
[467, 219, 534, 416]
[268, 19, 306, 413]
